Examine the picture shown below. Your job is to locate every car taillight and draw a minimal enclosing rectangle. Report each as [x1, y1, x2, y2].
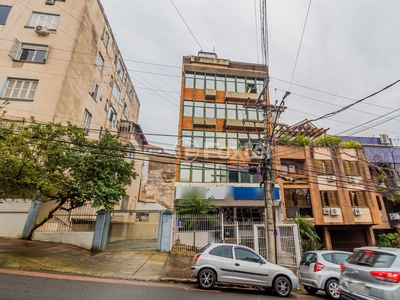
[340, 263, 345, 270]
[314, 262, 325, 272]
[363, 250, 374, 255]
[193, 253, 201, 264]
[370, 271, 400, 283]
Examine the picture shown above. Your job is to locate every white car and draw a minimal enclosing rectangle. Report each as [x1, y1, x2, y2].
[190, 243, 298, 297]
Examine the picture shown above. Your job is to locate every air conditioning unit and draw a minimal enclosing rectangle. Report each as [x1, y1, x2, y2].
[347, 176, 356, 184]
[327, 175, 336, 182]
[379, 134, 390, 145]
[45, 0, 55, 5]
[389, 213, 400, 221]
[322, 208, 331, 215]
[330, 208, 340, 216]
[353, 208, 362, 216]
[34, 25, 50, 36]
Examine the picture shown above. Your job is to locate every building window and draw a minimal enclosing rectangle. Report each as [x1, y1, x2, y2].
[284, 188, 313, 218]
[96, 52, 104, 72]
[27, 12, 60, 30]
[120, 195, 129, 210]
[116, 58, 123, 79]
[81, 109, 92, 134]
[236, 208, 262, 222]
[89, 81, 101, 102]
[109, 75, 114, 86]
[320, 191, 339, 207]
[315, 160, 334, 175]
[2, 78, 38, 100]
[0, 5, 12, 25]
[112, 82, 121, 103]
[8, 39, 50, 63]
[123, 103, 130, 119]
[107, 105, 117, 127]
[343, 161, 361, 176]
[349, 191, 367, 207]
[102, 28, 110, 48]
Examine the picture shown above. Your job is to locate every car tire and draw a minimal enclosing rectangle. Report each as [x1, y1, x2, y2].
[197, 268, 216, 290]
[304, 286, 318, 295]
[325, 279, 340, 300]
[273, 276, 292, 297]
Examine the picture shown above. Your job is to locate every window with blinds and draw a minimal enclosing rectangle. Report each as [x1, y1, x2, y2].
[349, 191, 367, 207]
[320, 191, 339, 207]
[343, 161, 361, 176]
[315, 160, 334, 175]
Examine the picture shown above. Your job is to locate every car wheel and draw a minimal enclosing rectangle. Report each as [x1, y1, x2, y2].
[325, 279, 340, 300]
[304, 286, 318, 295]
[274, 276, 292, 297]
[197, 268, 216, 290]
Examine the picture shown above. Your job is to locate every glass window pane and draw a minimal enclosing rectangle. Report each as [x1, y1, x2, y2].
[206, 74, 215, 89]
[216, 75, 225, 91]
[226, 76, 235, 92]
[204, 163, 215, 183]
[228, 170, 239, 183]
[182, 130, 192, 136]
[216, 108, 225, 118]
[194, 106, 203, 117]
[241, 171, 251, 183]
[228, 139, 237, 149]
[227, 109, 236, 119]
[181, 137, 192, 147]
[237, 77, 246, 92]
[238, 107, 245, 119]
[193, 137, 203, 148]
[248, 109, 257, 120]
[192, 169, 202, 182]
[195, 73, 205, 89]
[205, 107, 215, 118]
[193, 130, 203, 136]
[183, 104, 193, 116]
[205, 137, 214, 148]
[180, 168, 190, 182]
[185, 72, 194, 88]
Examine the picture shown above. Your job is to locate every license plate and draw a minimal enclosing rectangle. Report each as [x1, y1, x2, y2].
[349, 282, 365, 293]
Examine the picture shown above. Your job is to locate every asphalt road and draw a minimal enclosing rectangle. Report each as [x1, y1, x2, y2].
[0, 270, 316, 300]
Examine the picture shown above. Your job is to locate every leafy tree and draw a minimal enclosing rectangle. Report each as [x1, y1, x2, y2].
[313, 135, 342, 148]
[294, 215, 324, 253]
[0, 117, 137, 240]
[175, 196, 218, 214]
[376, 232, 399, 248]
[341, 140, 362, 149]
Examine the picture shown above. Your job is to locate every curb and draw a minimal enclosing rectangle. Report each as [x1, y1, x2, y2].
[159, 277, 197, 284]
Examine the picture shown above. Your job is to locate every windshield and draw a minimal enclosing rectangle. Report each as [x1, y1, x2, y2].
[347, 250, 396, 268]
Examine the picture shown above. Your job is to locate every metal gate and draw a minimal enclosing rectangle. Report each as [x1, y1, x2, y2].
[106, 210, 161, 251]
[171, 214, 223, 256]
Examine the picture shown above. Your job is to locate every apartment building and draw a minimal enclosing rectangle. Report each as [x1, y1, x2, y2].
[0, 1, 145, 217]
[342, 134, 400, 237]
[175, 52, 268, 225]
[275, 128, 382, 251]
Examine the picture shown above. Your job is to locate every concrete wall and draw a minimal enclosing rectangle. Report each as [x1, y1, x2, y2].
[33, 232, 94, 249]
[0, 200, 30, 237]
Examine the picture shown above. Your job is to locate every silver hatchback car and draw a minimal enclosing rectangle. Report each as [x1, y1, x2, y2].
[191, 243, 298, 297]
[299, 250, 352, 299]
[339, 247, 400, 300]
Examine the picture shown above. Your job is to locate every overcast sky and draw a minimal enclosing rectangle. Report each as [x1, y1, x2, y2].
[101, 0, 400, 150]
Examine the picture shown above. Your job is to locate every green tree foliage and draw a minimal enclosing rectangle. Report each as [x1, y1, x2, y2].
[175, 196, 218, 214]
[313, 135, 342, 148]
[341, 140, 362, 149]
[0, 118, 137, 240]
[278, 135, 311, 147]
[376, 232, 399, 248]
[294, 215, 324, 252]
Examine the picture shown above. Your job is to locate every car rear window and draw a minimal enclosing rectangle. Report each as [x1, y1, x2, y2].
[347, 250, 396, 268]
[209, 245, 233, 258]
[197, 244, 211, 254]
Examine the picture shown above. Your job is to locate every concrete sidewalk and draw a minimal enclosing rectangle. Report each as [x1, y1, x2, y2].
[0, 237, 313, 298]
[0, 237, 173, 281]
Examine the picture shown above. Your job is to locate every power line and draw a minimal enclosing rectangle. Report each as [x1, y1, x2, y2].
[288, 0, 312, 91]
[170, 0, 203, 51]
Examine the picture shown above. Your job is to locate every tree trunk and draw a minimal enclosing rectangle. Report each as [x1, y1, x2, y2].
[26, 200, 66, 240]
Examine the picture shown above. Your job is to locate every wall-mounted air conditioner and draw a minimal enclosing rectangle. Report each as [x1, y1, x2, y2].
[379, 134, 390, 145]
[45, 0, 55, 5]
[327, 175, 336, 182]
[353, 208, 362, 216]
[347, 176, 356, 184]
[34, 25, 50, 36]
[322, 208, 331, 215]
[330, 208, 340, 216]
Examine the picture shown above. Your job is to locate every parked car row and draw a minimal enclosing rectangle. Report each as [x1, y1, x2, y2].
[191, 243, 400, 300]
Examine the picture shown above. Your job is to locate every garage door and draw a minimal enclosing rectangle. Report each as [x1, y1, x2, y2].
[330, 229, 367, 252]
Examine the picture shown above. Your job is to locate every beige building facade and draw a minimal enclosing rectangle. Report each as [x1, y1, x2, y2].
[0, 0, 146, 235]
